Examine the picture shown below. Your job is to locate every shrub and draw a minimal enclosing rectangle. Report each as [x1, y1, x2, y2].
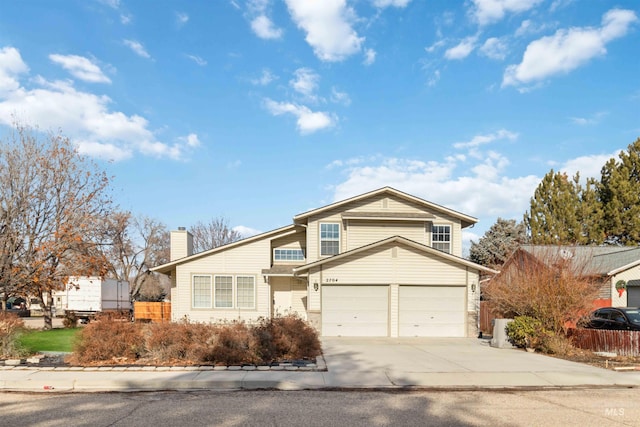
[205, 322, 260, 366]
[70, 312, 143, 364]
[506, 315, 549, 349]
[144, 321, 217, 363]
[0, 312, 27, 358]
[539, 333, 575, 355]
[255, 314, 322, 362]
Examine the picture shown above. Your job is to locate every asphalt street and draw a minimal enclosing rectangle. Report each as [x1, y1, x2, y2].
[1, 388, 638, 426]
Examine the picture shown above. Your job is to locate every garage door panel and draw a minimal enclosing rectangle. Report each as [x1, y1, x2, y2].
[628, 288, 640, 307]
[322, 285, 388, 337]
[399, 286, 465, 337]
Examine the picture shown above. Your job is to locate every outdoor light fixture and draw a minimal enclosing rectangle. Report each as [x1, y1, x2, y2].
[471, 283, 476, 292]
[313, 282, 319, 291]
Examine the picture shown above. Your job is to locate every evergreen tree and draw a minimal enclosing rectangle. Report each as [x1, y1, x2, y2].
[599, 137, 640, 245]
[469, 218, 528, 268]
[524, 170, 584, 244]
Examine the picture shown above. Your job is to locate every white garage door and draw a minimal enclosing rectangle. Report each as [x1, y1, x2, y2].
[399, 286, 465, 337]
[322, 285, 389, 337]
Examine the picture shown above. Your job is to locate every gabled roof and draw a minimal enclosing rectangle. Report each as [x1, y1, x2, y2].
[293, 187, 477, 229]
[151, 224, 302, 274]
[518, 245, 640, 276]
[293, 235, 498, 275]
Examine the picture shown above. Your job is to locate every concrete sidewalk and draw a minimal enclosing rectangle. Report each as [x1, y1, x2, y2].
[2, 338, 640, 392]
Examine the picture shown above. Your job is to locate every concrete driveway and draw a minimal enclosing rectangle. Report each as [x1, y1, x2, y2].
[320, 337, 640, 388]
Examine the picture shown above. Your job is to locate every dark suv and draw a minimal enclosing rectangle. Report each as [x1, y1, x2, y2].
[584, 307, 640, 331]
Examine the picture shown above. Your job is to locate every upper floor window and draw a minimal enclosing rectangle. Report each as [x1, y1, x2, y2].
[320, 223, 340, 256]
[274, 248, 305, 261]
[432, 225, 451, 253]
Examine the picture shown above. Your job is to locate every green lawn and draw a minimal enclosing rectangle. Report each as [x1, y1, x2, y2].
[18, 328, 81, 353]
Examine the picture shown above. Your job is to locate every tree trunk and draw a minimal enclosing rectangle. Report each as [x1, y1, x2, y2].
[43, 293, 53, 330]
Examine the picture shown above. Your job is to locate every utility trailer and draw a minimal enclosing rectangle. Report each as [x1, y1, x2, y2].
[55, 277, 132, 322]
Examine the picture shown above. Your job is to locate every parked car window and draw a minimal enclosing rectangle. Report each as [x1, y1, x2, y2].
[594, 309, 609, 319]
[624, 309, 640, 324]
[611, 311, 626, 323]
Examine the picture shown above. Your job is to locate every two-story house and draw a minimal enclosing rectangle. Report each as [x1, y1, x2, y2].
[152, 187, 497, 337]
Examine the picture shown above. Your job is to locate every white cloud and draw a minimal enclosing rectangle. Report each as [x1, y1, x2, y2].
[454, 129, 519, 150]
[363, 48, 376, 65]
[179, 133, 201, 147]
[470, 0, 544, 26]
[560, 152, 617, 182]
[445, 36, 477, 60]
[570, 111, 607, 126]
[120, 14, 132, 25]
[49, 54, 111, 83]
[285, 0, 364, 62]
[503, 9, 638, 88]
[246, 0, 283, 40]
[0, 46, 197, 161]
[264, 98, 335, 134]
[0, 47, 29, 95]
[515, 19, 553, 37]
[176, 12, 189, 27]
[329, 154, 539, 222]
[233, 225, 261, 238]
[186, 54, 207, 66]
[427, 70, 440, 87]
[290, 68, 319, 98]
[479, 37, 508, 60]
[372, 0, 412, 8]
[123, 39, 151, 59]
[251, 68, 277, 86]
[251, 15, 284, 39]
[425, 39, 447, 53]
[331, 87, 351, 106]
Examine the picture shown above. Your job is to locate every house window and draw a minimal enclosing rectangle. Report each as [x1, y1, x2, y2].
[274, 248, 305, 261]
[432, 225, 451, 253]
[193, 275, 212, 308]
[236, 276, 255, 309]
[320, 223, 340, 256]
[214, 275, 233, 308]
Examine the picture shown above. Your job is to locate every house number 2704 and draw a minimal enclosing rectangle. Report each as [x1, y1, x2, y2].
[324, 278, 339, 283]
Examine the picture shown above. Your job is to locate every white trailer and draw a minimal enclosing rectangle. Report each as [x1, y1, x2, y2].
[55, 277, 131, 321]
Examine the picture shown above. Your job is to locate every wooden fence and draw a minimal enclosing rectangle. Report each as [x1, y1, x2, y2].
[569, 329, 640, 357]
[479, 301, 496, 335]
[134, 302, 171, 323]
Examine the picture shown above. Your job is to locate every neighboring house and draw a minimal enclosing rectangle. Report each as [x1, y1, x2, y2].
[152, 187, 497, 337]
[496, 245, 640, 308]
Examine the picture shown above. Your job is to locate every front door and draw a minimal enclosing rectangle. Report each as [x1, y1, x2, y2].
[272, 280, 292, 316]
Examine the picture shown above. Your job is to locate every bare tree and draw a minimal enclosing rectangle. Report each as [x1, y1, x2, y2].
[1, 124, 115, 329]
[191, 217, 242, 253]
[103, 213, 169, 300]
[484, 247, 602, 334]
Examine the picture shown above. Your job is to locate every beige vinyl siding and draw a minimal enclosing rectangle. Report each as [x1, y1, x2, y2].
[316, 242, 470, 285]
[306, 193, 465, 261]
[346, 221, 426, 250]
[611, 266, 640, 307]
[272, 231, 306, 263]
[172, 238, 271, 323]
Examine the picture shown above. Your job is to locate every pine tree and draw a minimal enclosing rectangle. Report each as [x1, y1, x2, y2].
[599, 137, 640, 245]
[524, 170, 584, 244]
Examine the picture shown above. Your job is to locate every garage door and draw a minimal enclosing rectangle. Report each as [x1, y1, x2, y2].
[322, 285, 388, 337]
[399, 286, 465, 337]
[628, 287, 640, 307]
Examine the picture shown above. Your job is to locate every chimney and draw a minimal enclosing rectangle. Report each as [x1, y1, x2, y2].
[170, 227, 193, 261]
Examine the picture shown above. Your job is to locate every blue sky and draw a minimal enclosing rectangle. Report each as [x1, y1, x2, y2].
[0, 0, 638, 253]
